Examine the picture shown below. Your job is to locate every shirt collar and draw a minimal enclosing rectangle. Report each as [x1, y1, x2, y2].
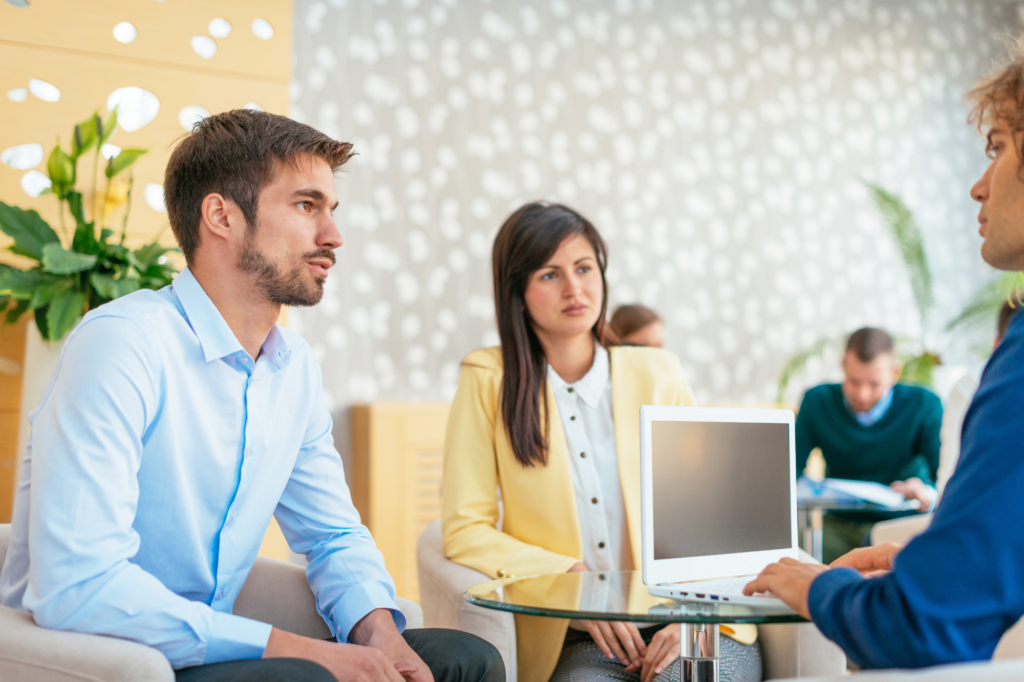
[547, 342, 610, 408]
[845, 386, 894, 427]
[171, 267, 291, 368]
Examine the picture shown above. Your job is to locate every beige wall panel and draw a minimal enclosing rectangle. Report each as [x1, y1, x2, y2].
[0, 41, 289, 263]
[0, 0, 290, 83]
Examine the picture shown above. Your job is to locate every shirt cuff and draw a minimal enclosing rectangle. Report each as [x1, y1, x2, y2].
[204, 612, 273, 665]
[329, 582, 407, 643]
[808, 567, 863, 635]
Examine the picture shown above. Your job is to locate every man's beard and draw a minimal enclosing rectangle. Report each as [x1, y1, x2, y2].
[237, 228, 335, 307]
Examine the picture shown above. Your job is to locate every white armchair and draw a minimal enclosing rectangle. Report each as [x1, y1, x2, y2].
[0, 523, 423, 682]
[416, 520, 846, 681]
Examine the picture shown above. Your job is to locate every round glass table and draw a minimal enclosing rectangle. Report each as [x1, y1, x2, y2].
[465, 570, 805, 682]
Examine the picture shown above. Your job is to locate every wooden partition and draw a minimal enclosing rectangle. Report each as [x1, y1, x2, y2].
[351, 403, 451, 603]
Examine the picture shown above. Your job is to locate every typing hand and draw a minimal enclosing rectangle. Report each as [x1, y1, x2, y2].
[264, 626, 405, 682]
[829, 543, 903, 577]
[890, 478, 934, 511]
[742, 558, 829, 620]
[568, 563, 647, 669]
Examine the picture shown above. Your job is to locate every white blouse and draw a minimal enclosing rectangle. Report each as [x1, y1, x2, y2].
[547, 343, 632, 573]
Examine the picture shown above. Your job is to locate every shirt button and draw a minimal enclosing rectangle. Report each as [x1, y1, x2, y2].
[580, 452, 587, 458]
[567, 387, 574, 393]
[225, 515, 234, 527]
[244, 448, 252, 458]
[215, 590, 224, 601]
[497, 569, 507, 578]
[570, 416, 576, 421]
[598, 542, 606, 549]
[591, 497, 598, 504]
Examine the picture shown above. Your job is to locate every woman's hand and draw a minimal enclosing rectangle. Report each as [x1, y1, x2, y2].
[640, 625, 679, 682]
[568, 562, 648, 668]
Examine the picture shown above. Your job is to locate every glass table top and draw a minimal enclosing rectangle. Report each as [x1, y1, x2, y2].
[465, 571, 806, 624]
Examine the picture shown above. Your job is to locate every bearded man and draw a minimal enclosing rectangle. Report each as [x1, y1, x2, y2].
[0, 110, 504, 682]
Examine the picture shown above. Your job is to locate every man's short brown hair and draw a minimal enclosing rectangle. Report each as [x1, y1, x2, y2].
[164, 109, 354, 263]
[967, 38, 1024, 163]
[846, 327, 895, 363]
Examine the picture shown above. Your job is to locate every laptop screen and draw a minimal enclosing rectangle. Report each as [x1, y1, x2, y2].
[651, 420, 792, 560]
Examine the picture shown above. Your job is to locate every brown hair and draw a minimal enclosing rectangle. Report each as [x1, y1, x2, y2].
[966, 37, 1024, 167]
[846, 327, 895, 363]
[164, 109, 354, 263]
[609, 304, 661, 340]
[490, 202, 613, 467]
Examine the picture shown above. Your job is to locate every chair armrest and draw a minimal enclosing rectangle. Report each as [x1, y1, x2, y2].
[758, 621, 846, 680]
[0, 605, 173, 682]
[417, 521, 516, 682]
[236, 556, 421, 638]
[871, 515, 933, 546]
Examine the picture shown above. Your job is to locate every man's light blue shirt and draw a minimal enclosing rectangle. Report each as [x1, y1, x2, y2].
[845, 386, 894, 427]
[0, 267, 404, 669]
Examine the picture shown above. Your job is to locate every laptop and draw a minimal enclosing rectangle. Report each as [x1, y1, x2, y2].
[639, 405, 798, 609]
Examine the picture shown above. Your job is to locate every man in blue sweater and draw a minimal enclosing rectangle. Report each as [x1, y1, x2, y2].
[745, 51, 1024, 668]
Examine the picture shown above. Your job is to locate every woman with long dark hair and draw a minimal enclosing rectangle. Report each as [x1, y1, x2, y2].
[441, 202, 761, 682]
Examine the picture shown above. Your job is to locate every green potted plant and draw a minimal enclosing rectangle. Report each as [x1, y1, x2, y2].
[776, 183, 1021, 404]
[0, 108, 179, 342]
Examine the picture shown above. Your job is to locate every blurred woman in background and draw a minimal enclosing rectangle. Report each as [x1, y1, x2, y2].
[609, 304, 664, 348]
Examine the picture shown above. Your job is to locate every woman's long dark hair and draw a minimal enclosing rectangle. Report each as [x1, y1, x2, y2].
[492, 202, 613, 467]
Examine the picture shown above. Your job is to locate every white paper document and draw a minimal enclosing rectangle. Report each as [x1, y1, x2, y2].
[797, 476, 910, 508]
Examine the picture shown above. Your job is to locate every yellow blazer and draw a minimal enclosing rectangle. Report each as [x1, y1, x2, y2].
[442, 345, 745, 682]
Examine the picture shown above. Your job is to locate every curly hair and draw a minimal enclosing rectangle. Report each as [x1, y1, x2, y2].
[966, 37, 1024, 165]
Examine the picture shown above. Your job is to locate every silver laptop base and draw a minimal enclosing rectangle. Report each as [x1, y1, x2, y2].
[680, 622, 719, 682]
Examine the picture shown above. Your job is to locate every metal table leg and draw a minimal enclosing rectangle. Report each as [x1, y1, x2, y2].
[679, 622, 719, 681]
[811, 508, 824, 563]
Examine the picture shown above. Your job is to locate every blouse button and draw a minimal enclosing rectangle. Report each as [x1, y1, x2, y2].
[497, 568, 507, 578]
[598, 542, 606, 549]
[591, 497, 598, 504]
[580, 452, 587, 458]
[570, 416, 576, 421]
[567, 387, 574, 393]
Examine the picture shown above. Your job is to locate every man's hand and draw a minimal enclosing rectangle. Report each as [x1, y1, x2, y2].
[742, 558, 830, 619]
[263, 627, 404, 682]
[830, 542, 903, 577]
[350, 609, 433, 682]
[890, 478, 934, 511]
[568, 562, 648, 669]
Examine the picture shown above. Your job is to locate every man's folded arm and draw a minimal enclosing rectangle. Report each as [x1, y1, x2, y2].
[273, 375, 404, 643]
[22, 316, 271, 669]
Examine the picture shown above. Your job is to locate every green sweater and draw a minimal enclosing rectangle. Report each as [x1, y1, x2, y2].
[796, 383, 943, 486]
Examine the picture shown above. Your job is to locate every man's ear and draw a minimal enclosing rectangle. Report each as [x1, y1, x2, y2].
[199, 193, 243, 245]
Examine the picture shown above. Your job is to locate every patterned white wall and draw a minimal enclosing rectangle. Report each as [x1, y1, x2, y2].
[288, 0, 1020, 417]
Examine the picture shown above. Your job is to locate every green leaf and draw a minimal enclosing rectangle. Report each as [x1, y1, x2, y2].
[133, 241, 175, 267]
[865, 183, 933, 326]
[90, 272, 140, 300]
[5, 298, 29, 326]
[41, 243, 97, 274]
[66, 190, 87, 228]
[776, 334, 847, 405]
[100, 228, 114, 242]
[105, 148, 147, 178]
[101, 107, 118, 144]
[47, 144, 75, 189]
[0, 202, 60, 260]
[71, 113, 99, 158]
[900, 352, 941, 388]
[29, 276, 73, 310]
[45, 289, 85, 342]
[34, 303, 50, 340]
[0, 268, 46, 299]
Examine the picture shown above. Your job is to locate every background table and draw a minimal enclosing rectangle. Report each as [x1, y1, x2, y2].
[465, 570, 805, 682]
[798, 498, 922, 562]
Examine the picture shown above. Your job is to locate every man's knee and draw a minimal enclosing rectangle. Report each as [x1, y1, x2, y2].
[404, 628, 506, 682]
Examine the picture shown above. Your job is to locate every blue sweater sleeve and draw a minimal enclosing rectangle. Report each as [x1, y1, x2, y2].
[808, 317, 1024, 669]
